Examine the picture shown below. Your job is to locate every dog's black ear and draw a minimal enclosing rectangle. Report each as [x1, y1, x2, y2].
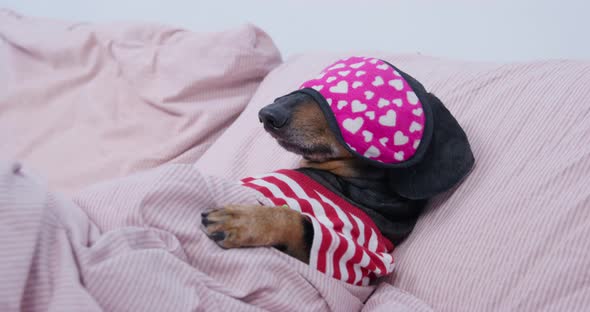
[388, 93, 475, 200]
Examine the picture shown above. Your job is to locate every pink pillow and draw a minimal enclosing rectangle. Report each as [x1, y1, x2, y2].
[0, 10, 281, 194]
[197, 52, 590, 311]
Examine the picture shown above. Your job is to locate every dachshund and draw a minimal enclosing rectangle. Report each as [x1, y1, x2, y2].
[201, 56, 474, 284]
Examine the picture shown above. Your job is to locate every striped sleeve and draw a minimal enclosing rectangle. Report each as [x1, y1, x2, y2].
[242, 171, 395, 286]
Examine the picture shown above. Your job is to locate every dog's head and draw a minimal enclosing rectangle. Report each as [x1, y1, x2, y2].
[259, 57, 475, 200]
[259, 92, 352, 164]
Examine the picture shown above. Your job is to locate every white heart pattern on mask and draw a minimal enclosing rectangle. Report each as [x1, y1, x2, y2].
[356, 70, 366, 77]
[407, 91, 418, 105]
[369, 59, 379, 64]
[362, 130, 373, 142]
[312, 85, 323, 91]
[392, 98, 403, 107]
[343, 117, 364, 134]
[338, 70, 351, 77]
[379, 110, 397, 127]
[350, 61, 365, 69]
[329, 81, 348, 94]
[364, 145, 381, 158]
[388, 79, 403, 90]
[337, 100, 348, 110]
[394, 131, 409, 145]
[326, 76, 337, 83]
[377, 63, 389, 70]
[412, 108, 423, 116]
[409, 121, 423, 133]
[378, 98, 390, 108]
[372, 76, 384, 86]
[365, 111, 375, 120]
[352, 81, 363, 89]
[413, 139, 421, 149]
[394, 151, 405, 161]
[379, 137, 389, 146]
[328, 63, 346, 71]
[364, 91, 374, 100]
[326, 98, 332, 105]
[351, 100, 367, 113]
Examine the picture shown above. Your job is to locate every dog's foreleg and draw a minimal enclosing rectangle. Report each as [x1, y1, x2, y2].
[201, 205, 312, 263]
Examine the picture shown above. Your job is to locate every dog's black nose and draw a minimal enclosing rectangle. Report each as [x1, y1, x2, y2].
[259, 104, 289, 129]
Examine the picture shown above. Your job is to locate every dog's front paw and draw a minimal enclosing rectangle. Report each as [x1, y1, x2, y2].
[201, 205, 277, 249]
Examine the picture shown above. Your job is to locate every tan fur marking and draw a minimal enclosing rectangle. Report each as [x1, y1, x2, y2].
[203, 205, 309, 263]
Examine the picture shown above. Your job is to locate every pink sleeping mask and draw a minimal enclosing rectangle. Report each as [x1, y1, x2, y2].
[295, 56, 433, 168]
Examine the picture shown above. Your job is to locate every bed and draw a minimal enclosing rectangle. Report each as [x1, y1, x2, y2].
[1, 10, 590, 311]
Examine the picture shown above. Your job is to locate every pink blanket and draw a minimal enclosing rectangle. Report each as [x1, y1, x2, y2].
[0, 10, 281, 195]
[0, 160, 374, 311]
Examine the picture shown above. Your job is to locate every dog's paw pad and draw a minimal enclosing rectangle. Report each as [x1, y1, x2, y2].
[200, 206, 268, 249]
[207, 231, 226, 242]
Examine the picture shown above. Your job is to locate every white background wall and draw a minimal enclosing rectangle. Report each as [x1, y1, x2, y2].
[1, 0, 588, 62]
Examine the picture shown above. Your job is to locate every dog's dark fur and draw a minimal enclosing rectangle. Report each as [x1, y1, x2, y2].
[201, 92, 433, 263]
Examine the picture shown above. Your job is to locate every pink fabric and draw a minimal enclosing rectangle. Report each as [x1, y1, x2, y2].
[196, 53, 590, 311]
[0, 160, 373, 311]
[381, 56, 590, 311]
[299, 56, 425, 163]
[0, 9, 281, 195]
[242, 170, 394, 286]
[362, 285, 433, 312]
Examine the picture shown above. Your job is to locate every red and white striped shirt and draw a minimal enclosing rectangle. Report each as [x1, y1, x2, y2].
[241, 169, 395, 286]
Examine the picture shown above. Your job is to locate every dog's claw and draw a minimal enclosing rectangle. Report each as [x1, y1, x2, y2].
[208, 231, 226, 242]
[201, 212, 214, 226]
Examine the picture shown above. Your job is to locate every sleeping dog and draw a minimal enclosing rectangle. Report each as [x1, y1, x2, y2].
[201, 56, 474, 285]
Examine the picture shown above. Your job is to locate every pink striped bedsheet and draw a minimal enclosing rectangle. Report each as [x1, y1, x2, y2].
[0, 160, 376, 311]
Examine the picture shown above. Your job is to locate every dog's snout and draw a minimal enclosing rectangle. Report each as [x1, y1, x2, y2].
[259, 105, 289, 129]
